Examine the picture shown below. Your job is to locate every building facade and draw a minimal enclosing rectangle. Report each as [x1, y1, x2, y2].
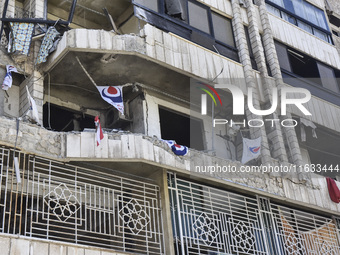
[0, 0, 340, 254]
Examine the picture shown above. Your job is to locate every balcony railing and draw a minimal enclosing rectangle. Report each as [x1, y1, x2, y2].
[0, 147, 164, 254]
[168, 172, 340, 255]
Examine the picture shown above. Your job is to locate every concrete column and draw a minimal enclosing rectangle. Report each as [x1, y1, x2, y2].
[153, 169, 175, 255]
[231, 0, 272, 165]
[256, 0, 306, 181]
[246, 0, 289, 165]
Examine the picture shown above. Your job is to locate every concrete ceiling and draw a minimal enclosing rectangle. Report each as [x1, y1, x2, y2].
[48, 0, 131, 29]
[46, 51, 191, 106]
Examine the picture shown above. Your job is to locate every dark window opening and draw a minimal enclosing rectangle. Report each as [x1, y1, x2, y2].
[287, 48, 321, 85]
[159, 107, 204, 150]
[329, 14, 340, 28]
[43, 103, 95, 132]
[275, 41, 340, 105]
[295, 123, 340, 178]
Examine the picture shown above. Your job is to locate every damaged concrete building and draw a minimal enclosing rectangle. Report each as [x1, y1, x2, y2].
[1, 0, 340, 254]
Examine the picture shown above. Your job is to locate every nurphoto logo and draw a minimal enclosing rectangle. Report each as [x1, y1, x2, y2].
[199, 83, 312, 128]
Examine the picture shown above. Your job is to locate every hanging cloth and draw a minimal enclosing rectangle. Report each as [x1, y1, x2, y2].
[8, 22, 34, 56]
[36, 26, 60, 64]
[326, 177, 340, 203]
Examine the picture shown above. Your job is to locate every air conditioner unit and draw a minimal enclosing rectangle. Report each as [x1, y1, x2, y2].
[106, 102, 132, 129]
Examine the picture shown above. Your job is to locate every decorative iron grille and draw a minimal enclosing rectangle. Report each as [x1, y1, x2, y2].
[270, 201, 340, 255]
[168, 173, 267, 255]
[0, 147, 164, 254]
[168, 173, 340, 255]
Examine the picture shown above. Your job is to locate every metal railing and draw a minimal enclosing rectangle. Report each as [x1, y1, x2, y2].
[168, 173, 340, 255]
[0, 147, 164, 254]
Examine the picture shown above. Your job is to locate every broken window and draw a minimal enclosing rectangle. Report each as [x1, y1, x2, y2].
[43, 103, 95, 132]
[159, 106, 204, 150]
[275, 41, 340, 104]
[295, 122, 340, 178]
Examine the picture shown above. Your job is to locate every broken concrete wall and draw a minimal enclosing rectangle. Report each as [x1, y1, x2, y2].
[0, 116, 65, 158]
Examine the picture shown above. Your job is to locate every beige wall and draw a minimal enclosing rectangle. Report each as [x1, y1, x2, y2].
[0, 235, 129, 255]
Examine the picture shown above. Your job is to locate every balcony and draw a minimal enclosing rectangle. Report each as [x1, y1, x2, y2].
[0, 116, 339, 215]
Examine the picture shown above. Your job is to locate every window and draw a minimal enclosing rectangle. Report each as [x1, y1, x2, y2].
[43, 103, 94, 131]
[266, 0, 332, 43]
[275, 41, 340, 106]
[295, 124, 340, 178]
[212, 13, 235, 47]
[169, 173, 340, 255]
[133, 0, 239, 62]
[0, 148, 164, 254]
[188, 2, 210, 34]
[159, 107, 205, 150]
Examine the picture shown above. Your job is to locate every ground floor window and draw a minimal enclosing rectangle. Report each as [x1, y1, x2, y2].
[0, 147, 164, 254]
[168, 172, 340, 255]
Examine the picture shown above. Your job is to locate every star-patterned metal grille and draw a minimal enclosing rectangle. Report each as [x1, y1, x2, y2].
[231, 221, 256, 254]
[193, 212, 219, 246]
[119, 199, 150, 235]
[283, 232, 306, 255]
[44, 183, 80, 222]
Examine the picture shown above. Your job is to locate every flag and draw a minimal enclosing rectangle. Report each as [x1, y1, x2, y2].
[162, 139, 188, 156]
[2, 65, 17, 90]
[162, 139, 175, 148]
[171, 144, 188, 156]
[241, 137, 261, 164]
[26, 86, 41, 125]
[94, 116, 104, 146]
[96, 86, 124, 115]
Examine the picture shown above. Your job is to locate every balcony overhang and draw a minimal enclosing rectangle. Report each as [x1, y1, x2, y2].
[44, 25, 246, 95]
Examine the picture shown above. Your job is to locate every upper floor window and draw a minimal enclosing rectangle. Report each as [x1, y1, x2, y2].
[275, 41, 340, 106]
[133, 0, 239, 62]
[266, 0, 332, 43]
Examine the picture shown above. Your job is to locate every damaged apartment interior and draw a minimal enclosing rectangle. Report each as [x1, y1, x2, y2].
[1, 0, 340, 254]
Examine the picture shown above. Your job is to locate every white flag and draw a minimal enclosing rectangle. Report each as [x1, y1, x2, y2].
[2, 65, 18, 90]
[241, 137, 261, 164]
[26, 86, 41, 125]
[96, 86, 124, 115]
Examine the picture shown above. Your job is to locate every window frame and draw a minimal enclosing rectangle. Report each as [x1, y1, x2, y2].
[275, 41, 340, 106]
[266, 0, 333, 44]
[132, 0, 239, 61]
